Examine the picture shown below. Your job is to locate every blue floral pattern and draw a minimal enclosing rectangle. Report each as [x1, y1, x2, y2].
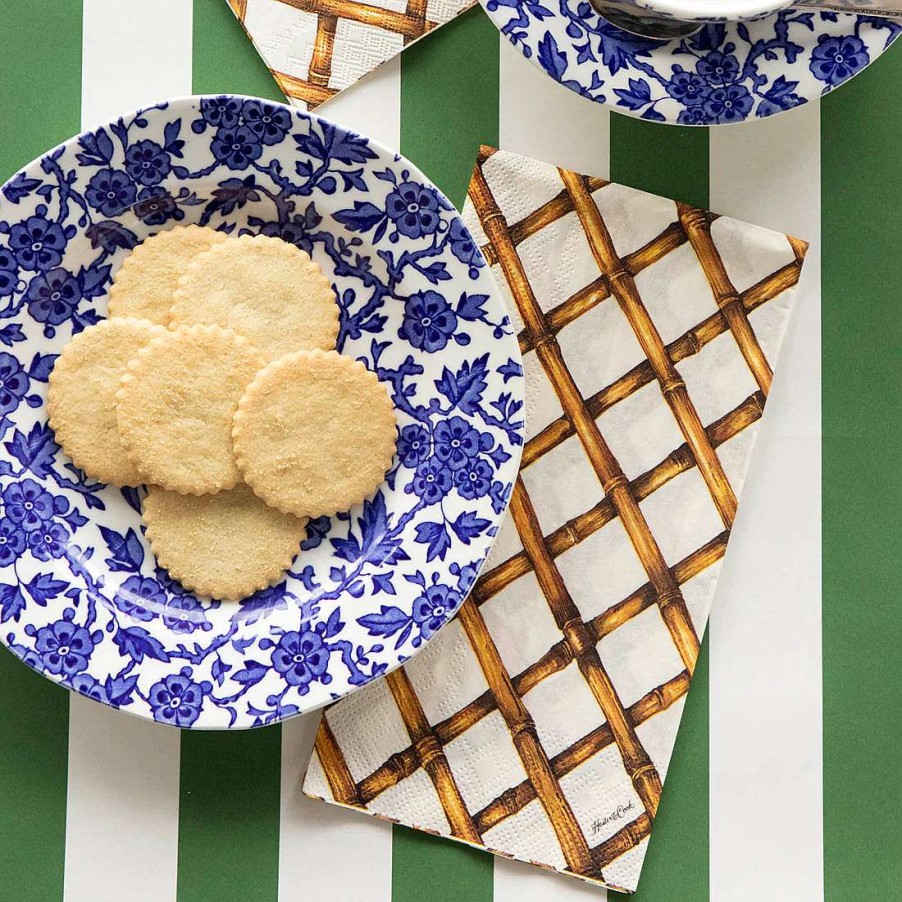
[0, 96, 524, 728]
[479, 1, 901, 125]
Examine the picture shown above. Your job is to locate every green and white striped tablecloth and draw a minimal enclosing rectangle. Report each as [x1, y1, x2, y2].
[1, 1, 899, 900]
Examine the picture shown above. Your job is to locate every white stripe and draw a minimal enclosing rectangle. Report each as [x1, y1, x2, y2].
[708, 103, 823, 902]
[278, 60, 399, 902]
[495, 33, 609, 902]
[80, 0, 193, 129]
[494, 859, 609, 902]
[278, 713, 394, 902]
[499, 37, 610, 179]
[64, 696, 181, 902]
[64, 4, 191, 901]
[318, 57, 402, 151]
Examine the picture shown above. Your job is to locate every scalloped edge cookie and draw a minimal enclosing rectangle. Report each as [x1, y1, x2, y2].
[232, 349, 396, 518]
[143, 482, 307, 601]
[169, 233, 339, 362]
[116, 323, 264, 495]
[47, 318, 167, 486]
[108, 225, 226, 326]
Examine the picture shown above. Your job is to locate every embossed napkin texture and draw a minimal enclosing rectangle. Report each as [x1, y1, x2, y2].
[225, 0, 475, 110]
[302, 147, 810, 893]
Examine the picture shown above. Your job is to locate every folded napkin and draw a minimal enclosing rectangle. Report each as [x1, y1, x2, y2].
[225, 0, 474, 109]
[302, 147, 810, 893]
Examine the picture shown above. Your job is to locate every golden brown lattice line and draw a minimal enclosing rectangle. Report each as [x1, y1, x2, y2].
[516, 218, 800, 360]
[272, 69, 338, 107]
[308, 14, 339, 87]
[480, 178, 609, 267]
[508, 478, 663, 817]
[788, 234, 810, 263]
[276, 0, 435, 39]
[592, 812, 653, 870]
[315, 715, 364, 806]
[355, 533, 726, 807]
[481, 393, 762, 602]
[521, 253, 799, 468]
[474, 670, 690, 834]
[228, 0, 248, 19]
[677, 204, 775, 394]
[561, 168, 738, 531]
[516, 221, 689, 354]
[456, 600, 597, 875]
[404, 0, 430, 29]
[385, 670, 482, 842]
[519, 532, 726, 702]
[469, 161, 700, 677]
[591, 529, 726, 639]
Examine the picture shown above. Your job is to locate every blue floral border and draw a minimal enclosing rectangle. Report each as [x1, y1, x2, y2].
[480, 2, 901, 124]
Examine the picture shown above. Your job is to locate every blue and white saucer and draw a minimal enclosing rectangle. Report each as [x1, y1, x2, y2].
[480, 2, 901, 124]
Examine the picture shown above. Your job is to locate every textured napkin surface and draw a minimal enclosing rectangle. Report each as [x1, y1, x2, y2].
[302, 147, 810, 893]
[225, 0, 474, 110]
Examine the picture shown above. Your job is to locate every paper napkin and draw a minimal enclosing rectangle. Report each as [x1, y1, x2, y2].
[225, 0, 474, 110]
[302, 147, 810, 893]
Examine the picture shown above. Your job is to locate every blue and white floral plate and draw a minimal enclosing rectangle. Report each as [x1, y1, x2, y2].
[0, 96, 524, 729]
[481, 2, 901, 124]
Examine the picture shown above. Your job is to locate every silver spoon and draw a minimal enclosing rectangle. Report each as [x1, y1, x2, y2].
[589, 0, 705, 38]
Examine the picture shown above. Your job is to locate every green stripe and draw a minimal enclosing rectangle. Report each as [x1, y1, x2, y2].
[822, 47, 902, 902]
[0, 3, 82, 901]
[394, 10, 498, 900]
[0, 652, 71, 902]
[192, 0, 283, 100]
[401, 9, 500, 208]
[176, 728, 283, 902]
[175, 11, 286, 902]
[608, 115, 709, 208]
[609, 114, 709, 902]
[0, 1, 83, 181]
[392, 828, 493, 902]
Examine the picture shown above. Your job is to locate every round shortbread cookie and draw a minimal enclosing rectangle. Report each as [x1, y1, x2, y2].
[108, 225, 227, 326]
[143, 483, 307, 600]
[47, 318, 166, 486]
[232, 349, 396, 518]
[116, 324, 264, 495]
[169, 234, 339, 362]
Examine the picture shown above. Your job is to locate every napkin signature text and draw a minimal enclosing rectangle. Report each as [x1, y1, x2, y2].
[591, 801, 635, 835]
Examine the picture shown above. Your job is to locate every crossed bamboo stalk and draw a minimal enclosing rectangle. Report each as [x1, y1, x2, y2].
[229, 0, 473, 107]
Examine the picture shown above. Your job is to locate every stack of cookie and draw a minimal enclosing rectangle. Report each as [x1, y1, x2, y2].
[48, 227, 397, 601]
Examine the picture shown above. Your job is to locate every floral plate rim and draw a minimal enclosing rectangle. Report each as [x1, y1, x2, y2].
[479, 3, 901, 125]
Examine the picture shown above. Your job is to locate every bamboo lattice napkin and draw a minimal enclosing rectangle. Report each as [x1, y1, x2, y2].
[225, 0, 474, 109]
[302, 147, 810, 893]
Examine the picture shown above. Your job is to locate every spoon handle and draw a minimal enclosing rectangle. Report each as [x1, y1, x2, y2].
[791, 0, 902, 15]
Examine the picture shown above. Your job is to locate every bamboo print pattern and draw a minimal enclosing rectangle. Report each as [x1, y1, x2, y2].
[560, 168, 738, 529]
[316, 715, 363, 806]
[506, 479, 664, 819]
[470, 157, 702, 675]
[677, 204, 774, 395]
[304, 149, 809, 894]
[226, 0, 475, 110]
[455, 601, 595, 874]
[385, 670, 481, 842]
